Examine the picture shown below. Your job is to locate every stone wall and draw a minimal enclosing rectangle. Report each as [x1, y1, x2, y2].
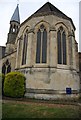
[15, 14, 80, 99]
[16, 15, 78, 71]
[79, 52, 81, 92]
[18, 67, 80, 99]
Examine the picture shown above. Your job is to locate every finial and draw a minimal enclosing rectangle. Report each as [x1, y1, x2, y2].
[17, 0, 19, 6]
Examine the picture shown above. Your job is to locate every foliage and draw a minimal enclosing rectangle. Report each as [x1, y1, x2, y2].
[4, 72, 26, 98]
[0, 73, 5, 80]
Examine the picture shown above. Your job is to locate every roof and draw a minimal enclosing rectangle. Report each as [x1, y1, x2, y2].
[10, 5, 20, 23]
[21, 2, 75, 30]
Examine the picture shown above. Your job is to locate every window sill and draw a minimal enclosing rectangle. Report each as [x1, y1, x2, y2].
[57, 64, 69, 70]
[20, 64, 32, 69]
[34, 63, 48, 68]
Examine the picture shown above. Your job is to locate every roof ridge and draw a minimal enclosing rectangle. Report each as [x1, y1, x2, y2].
[47, 2, 52, 11]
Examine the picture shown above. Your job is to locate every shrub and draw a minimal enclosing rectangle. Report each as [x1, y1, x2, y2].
[0, 73, 5, 95]
[4, 71, 26, 98]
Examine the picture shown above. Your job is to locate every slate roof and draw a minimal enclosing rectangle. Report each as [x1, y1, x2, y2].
[10, 5, 20, 23]
[21, 2, 75, 30]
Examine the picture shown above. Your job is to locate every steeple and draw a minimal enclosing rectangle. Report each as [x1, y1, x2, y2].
[7, 5, 20, 44]
[10, 5, 20, 23]
[5, 5, 20, 55]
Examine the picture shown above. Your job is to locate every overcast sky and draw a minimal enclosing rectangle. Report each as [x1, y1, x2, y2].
[0, 0, 80, 50]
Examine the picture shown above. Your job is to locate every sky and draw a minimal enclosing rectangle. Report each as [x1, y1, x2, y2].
[0, 0, 80, 51]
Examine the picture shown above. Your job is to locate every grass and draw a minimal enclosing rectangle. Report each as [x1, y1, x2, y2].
[2, 99, 81, 119]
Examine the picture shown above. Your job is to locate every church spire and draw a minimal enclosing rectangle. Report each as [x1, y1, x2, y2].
[10, 5, 20, 23]
[5, 5, 20, 55]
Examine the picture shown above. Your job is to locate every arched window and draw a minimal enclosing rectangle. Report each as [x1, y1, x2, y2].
[13, 25, 16, 32]
[7, 64, 11, 73]
[36, 24, 47, 63]
[57, 26, 67, 65]
[2, 64, 6, 74]
[2, 59, 11, 74]
[22, 34, 28, 65]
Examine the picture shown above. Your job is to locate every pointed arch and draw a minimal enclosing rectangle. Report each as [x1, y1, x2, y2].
[55, 22, 68, 30]
[34, 20, 50, 28]
[6, 59, 9, 65]
[7, 64, 11, 73]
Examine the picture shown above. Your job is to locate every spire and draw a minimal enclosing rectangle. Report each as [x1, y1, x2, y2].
[10, 5, 20, 23]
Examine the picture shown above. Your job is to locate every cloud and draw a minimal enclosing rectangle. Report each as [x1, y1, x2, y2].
[0, 0, 80, 46]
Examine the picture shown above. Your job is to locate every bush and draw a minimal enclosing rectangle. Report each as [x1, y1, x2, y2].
[4, 72, 26, 98]
[0, 73, 5, 95]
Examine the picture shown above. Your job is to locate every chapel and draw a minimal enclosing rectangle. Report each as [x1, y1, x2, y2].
[0, 2, 81, 99]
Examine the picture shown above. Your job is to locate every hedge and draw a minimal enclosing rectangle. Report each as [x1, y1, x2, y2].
[4, 72, 26, 98]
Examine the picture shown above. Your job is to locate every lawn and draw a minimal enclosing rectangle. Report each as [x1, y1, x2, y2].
[2, 99, 81, 119]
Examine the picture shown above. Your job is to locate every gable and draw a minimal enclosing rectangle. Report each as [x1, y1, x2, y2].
[20, 2, 75, 30]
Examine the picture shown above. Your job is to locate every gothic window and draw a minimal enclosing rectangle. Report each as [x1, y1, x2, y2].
[7, 64, 11, 73]
[22, 34, 28, 65]
[6, 59, 9, 65]
[2, 64, 6, 74]
[2, 59, 11, 74]
[36, 24, 47, 63]
[57, 26, 67, 65]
